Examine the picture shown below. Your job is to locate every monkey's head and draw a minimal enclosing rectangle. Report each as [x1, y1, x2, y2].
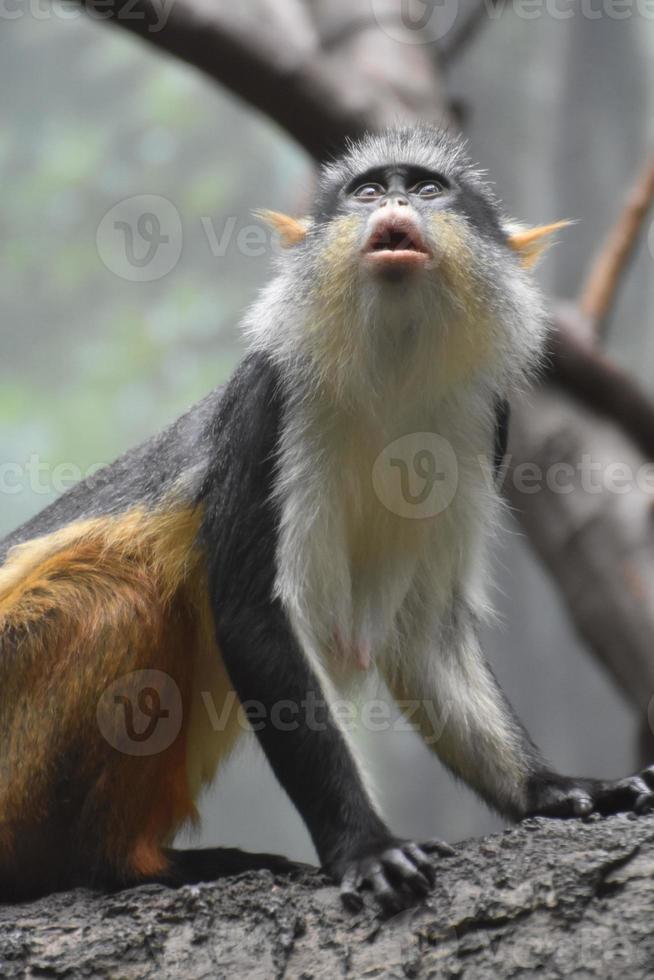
[251, 128, 566, 404]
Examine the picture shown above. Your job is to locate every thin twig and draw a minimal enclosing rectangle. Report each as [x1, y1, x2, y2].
[578, 153, 654, 337]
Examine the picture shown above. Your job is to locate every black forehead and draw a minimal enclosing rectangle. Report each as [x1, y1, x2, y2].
[341, 163, 446, 193]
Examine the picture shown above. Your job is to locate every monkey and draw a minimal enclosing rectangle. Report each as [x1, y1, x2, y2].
[2, 126, 653, 913]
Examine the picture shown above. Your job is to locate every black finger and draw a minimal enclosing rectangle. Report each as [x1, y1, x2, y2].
[420, 838, 456, 857]
[368, 866, 405, 915]
[571, 794, 593, 817]
[404, 843, 437, 886]
[381, 850, 430, 896]
[595, 776, 649, 814]
[340, 866, 364, 912]
[639, 765, 654, 790]
[616, 776, 650, 803]
[635, 792, 654, 815]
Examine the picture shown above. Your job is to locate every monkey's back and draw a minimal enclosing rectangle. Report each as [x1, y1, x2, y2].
[0, 385, 226, 564]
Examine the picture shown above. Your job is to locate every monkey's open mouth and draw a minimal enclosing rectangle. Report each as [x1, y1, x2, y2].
[363, 216, 431, 273]
[367, 229, 425, 252]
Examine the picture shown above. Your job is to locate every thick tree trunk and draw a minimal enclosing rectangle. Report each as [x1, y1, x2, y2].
[3, 813, 654, 978]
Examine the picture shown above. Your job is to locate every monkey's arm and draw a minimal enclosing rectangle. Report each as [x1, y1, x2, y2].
[199, 355, 450, 913]
[214, 597, 447, 911]
[383, 601, 654, 820]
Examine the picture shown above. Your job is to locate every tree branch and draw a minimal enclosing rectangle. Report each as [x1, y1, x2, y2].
[509, 153, 654, 747]
[80, 0, 367, 159]
[4, 816, 654, 977]
[79, 0, 449, 161]
[578, 152, 654, 336]
[547, 307, 654, 462]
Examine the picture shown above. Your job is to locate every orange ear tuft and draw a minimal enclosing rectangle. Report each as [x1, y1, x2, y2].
[506, 220, 572, 269]
[255, 210, 308, 247]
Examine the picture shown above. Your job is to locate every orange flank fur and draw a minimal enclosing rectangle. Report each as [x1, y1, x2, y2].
[506, 220, 571, 268]
[0, 506, 233, 898]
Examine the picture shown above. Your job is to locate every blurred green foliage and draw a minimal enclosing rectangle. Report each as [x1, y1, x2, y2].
[0, 12, 310, 539]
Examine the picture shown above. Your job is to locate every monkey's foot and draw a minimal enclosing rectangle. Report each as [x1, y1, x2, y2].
[159, 847, 313, 886]
[338, 838, 455, 915]
[526, 768, 654, 818]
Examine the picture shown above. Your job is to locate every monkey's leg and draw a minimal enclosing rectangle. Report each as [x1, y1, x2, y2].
[161, 846, 312, 885]
[385, 600, 654, 820]
[384, 602, 542, 820]
[0, 524, 201, 901]
[212, 596, 446, 914]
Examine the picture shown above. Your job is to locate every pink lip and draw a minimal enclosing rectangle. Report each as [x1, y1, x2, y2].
[362, 214, 431, 272]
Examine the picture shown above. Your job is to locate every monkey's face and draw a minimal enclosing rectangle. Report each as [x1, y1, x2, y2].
[251, 129, 553, 403]
[299, 156, 511, 395]
[347, 167, 444, 281]
[317, 148, 509, 296]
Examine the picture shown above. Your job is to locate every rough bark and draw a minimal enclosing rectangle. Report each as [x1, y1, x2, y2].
[3, 813, 654, 978]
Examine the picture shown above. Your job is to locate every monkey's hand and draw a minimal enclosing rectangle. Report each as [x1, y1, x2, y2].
[333, 837, 455, 915]
[526, 768, 654, 818]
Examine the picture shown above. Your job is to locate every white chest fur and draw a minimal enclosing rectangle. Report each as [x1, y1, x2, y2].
[274, 387, 497, 679]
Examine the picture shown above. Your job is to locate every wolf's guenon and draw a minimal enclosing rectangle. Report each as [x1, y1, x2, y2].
[2, 127, 653, 912]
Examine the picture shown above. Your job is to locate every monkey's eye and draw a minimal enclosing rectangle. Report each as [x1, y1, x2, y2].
[352, 183, 385, 201]
[412, 180, 446, 199]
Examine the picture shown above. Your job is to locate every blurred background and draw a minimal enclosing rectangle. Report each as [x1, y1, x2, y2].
[2, 0, 654, 863]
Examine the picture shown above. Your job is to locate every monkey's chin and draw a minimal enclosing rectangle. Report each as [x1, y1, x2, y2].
[362, 249, 431, 280]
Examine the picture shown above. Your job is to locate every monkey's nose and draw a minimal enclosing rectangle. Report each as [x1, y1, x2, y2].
[380, 195, 409, 208]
